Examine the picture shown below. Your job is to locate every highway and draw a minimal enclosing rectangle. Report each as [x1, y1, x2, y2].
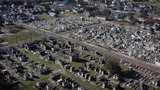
[17, 23, 160, 73]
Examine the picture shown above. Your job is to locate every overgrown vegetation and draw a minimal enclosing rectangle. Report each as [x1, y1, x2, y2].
[105, 58, 122, 75]
[9, 25, 25, 33]
[14, 25, 25, 29]
[0, 38, 7, 43]
[3, 31, 42, 44]
[90, 9, 111, 17]
[9, 28, 22, 33]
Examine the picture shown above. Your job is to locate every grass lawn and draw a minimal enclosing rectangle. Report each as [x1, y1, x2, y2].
[3, 31, 42, 44]
[89, 70, 96, 75]
[38, 13, 54, 20]
[129, 1, 160, 8]
[148, 86, 160, 90]
[70, 61, 82, 67]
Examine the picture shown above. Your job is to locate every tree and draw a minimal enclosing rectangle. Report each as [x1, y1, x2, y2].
[9, 28, 21, 33]
[84, 6, 98, 12]
[127, 13, 134, 19]
[101, 9, 111, 16]
[128, 14, 137, 25]
[105, 59, 122, 75]
[0, 38, 7, 43]
[14, 25, 24, 29]
[140, 11, 149, 19]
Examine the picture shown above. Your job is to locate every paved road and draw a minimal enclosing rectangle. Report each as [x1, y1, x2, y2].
[17, 23, 160, 73]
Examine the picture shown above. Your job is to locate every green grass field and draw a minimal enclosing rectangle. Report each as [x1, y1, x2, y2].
[3, 31, 42, 44]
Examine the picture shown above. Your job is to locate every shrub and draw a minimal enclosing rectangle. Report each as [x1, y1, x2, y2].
[105, 58, 122, 75]
[14, 25, 25, 29]
[9, 28, 21, 33]
[0, 38, 7, 43]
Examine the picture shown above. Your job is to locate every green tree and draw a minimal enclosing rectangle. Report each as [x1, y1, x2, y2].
[84, 6, 98, 12]
[105, 59, 122, 75]
[101, 9, 111, 16]
[127, 13, 134, 19]
[140, 11, 149, 19]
